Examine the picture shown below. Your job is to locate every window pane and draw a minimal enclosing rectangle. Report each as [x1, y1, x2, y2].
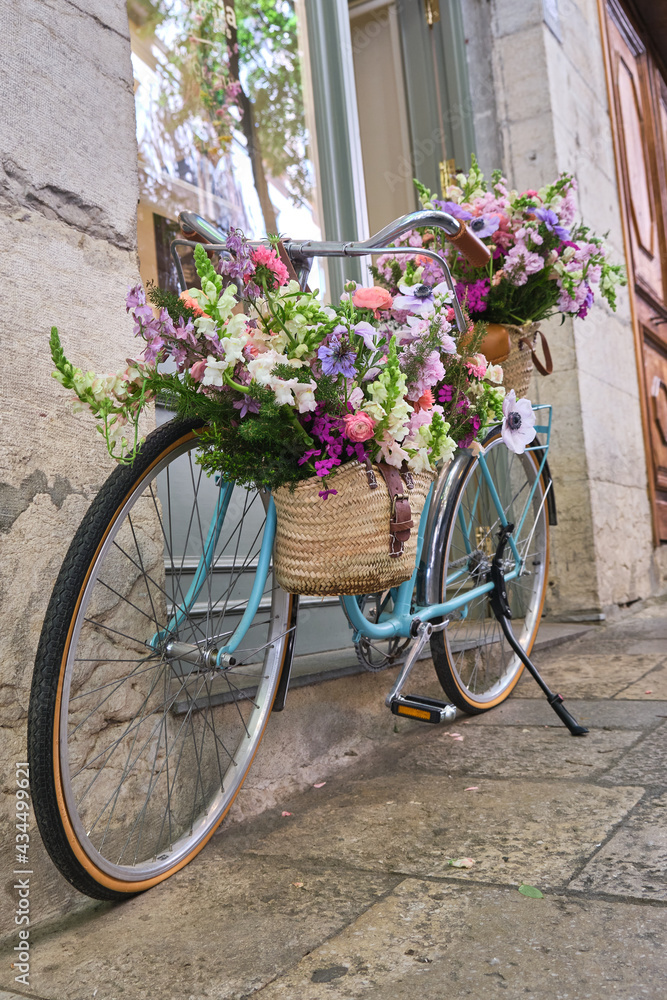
[129, 0, 326, 290]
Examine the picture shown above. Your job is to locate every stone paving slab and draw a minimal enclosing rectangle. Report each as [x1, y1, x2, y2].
[400, 725, 641, 780]
[0, 858, 398, 1000]
[570, 791, 667, 902]
[250, 879, 667, 1000]
[512, 654, 664, 699]
[465, 697, 667, 729]
[599, 722, 667, 786]
[616, 661, 667, 700]
[243, 773, 643, 890]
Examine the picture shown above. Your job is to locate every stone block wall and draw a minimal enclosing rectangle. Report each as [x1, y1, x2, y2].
[470, 0, 657, 616]
[0, 0, 140, 939]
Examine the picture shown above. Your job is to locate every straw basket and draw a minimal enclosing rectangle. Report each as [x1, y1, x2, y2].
[272, 462, 435, 596]
[482, 322, 548, 399]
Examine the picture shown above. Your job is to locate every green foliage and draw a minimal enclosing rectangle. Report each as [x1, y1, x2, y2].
[147, 282, 198, 324]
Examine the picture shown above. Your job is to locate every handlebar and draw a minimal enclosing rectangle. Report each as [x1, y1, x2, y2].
[179, 208, 491, 269]
[175, 208, 492, 335]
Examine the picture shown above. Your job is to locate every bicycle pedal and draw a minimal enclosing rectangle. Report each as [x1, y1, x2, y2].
[390, 694, 457, 724]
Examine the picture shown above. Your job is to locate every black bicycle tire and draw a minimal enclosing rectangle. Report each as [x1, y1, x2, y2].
[28, 416, 291, 899]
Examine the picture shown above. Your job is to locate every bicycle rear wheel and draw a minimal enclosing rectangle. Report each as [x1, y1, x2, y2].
[29, 417, 294, 899]
[430, 427, 550, 712]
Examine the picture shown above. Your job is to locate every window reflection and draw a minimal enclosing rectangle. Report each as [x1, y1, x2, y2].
[129, 0, 325, 293]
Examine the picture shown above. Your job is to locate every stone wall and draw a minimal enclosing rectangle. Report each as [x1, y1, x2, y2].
[469, 0, 658, 616]
[0, 0, 140, 938]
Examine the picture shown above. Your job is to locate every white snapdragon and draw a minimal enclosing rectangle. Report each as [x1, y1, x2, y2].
[247, 349, 284, 385]
[201, 356, 229, 387]
[269, 377, 298, 407]
[194, 316, 219, 340]
[292, 380, 318, 413]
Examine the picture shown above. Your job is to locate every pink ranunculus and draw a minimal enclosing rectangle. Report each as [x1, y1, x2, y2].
[190, 359, 207, 382]
[353, 286, 394, 312]
[180, 291, 205, 317]
[343, 411, 376, 442]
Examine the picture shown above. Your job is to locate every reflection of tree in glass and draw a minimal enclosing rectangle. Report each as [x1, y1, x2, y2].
[128, 0, 310, 237]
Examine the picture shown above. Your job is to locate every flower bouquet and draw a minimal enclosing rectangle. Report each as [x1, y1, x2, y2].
[51, 230, 518, 594]
[370, 157, 626, 396]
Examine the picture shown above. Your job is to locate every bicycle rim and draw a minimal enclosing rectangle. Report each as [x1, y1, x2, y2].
[431, 430, 549, 711]
[29, 419, 292, 897]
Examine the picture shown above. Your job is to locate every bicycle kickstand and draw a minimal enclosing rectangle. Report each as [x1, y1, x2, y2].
[386, 619, 457, 724]
[489, 523, 588, 736]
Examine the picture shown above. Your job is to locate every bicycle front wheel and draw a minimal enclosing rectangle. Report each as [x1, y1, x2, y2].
[29, 417, 294, 899]
[430, 427, 550, 712]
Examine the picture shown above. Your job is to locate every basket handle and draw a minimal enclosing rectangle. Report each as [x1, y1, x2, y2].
[519, 330, 553, 377]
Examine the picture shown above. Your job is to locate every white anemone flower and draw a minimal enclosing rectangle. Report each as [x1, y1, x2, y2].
[501, 390, 537, 454]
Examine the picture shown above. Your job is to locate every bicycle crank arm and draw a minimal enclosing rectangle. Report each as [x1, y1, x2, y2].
[488, 525, 588, 737]
[386, 620, 456, 725]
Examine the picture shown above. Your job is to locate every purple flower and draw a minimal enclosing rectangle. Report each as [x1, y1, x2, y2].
[233, 396, 261, 418]
[501, 391, 537, 454]
[534, 207, 570, 241]
[126, 284, 146, 311]
[467, 214, 501, 239]
[434, 200, 473, 221]
[318, 488, 338, 499]
[438, 384, 454, 403]
[353, 321, 379, 350]
[577, 284, 595, 319]
[318, 335, 357, 378]
[298, 448, 322, 466]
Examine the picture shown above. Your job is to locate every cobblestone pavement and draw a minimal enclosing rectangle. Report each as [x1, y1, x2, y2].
[2, 599, 666, 1000]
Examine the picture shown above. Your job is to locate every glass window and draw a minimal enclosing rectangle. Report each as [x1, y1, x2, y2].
[129, 0, 327, 293]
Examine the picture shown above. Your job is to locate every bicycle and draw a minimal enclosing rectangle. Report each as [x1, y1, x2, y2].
[28, 210, 555, 900]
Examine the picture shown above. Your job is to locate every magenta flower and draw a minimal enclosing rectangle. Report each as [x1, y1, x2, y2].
[501, 391, 537, 454]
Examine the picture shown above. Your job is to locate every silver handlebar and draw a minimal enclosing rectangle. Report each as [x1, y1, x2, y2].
[172, 209, 467, 333]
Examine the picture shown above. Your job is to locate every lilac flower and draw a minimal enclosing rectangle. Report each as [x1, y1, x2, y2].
[233, 396, 261, 418]
[501, 391, 537, 454]
[353, 321, 379, 350]
[467, 214, 501, 239]
[534, 207, 570, 241]
[126, 284, 146, 311]
[434, 200, 473, 221]
[318, 334, 357, 378]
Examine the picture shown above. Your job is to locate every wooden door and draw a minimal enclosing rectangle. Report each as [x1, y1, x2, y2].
[603, 0, 667, 541]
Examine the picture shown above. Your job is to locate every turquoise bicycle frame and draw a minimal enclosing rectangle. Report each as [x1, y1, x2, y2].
[153, 407, 552, 663]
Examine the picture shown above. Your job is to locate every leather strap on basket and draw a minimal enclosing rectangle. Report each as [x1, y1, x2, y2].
[376, 462, 414, 558]
[518, 329, 553, 377]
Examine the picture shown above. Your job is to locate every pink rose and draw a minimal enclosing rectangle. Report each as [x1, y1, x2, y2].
[353, 286, 394, 312]
[343, 411, 376, 442]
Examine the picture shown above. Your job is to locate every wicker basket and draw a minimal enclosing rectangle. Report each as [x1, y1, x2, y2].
[273, 462, 435, 596]
[488, 322, 541, 399]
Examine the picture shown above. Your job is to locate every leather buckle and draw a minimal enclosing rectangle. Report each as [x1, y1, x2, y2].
[391, 493, 407, 518]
